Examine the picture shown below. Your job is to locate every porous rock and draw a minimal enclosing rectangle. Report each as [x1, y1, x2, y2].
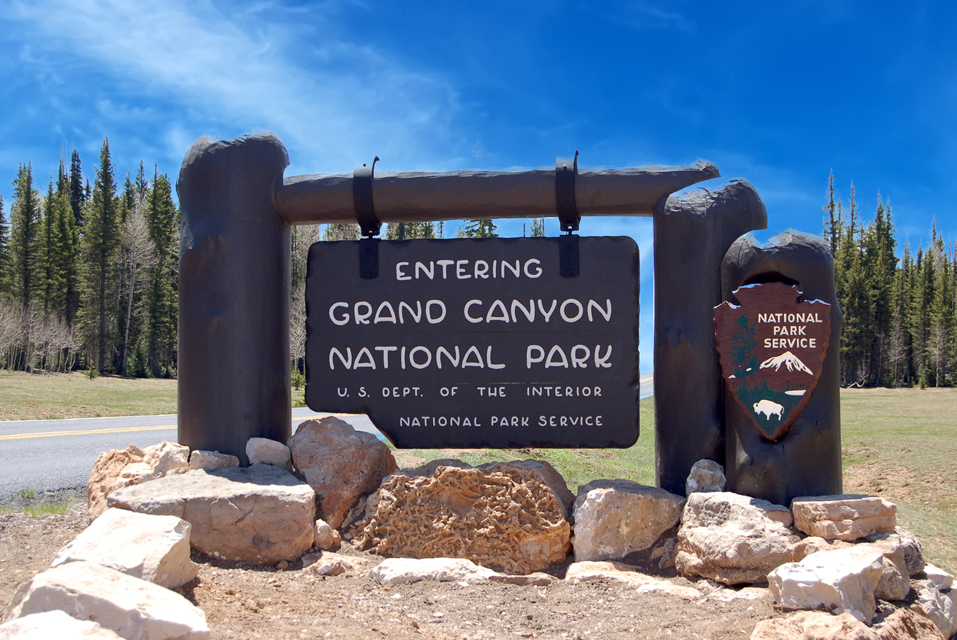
[674, 491, 801, 585]
[314, 518, 341, 550]
[371, 558, 501, 585]
[245, 437, 291, 467]
[768, 545, 886, 623]
[51, 508, 199, 588]
[878, 608, 949, 640]
[86, 442, 191, 522]
[0, 610, 123, 639]
[354, 459, 571, 575]
[188, 450, 239, 471]
[898, 528, 926, 577]
[565, 561, 701, 600]
[910, 580, 957, 640]
[572, 479, 684, 562]
[108, 465, 315, 564]
[792, 495, 897, 542]
[875, 555, 911, 602]
[686, 459, 726, 494]
[86, 445, 145, 521]
[4, 561, 209, 640]
[288, 417, 397, 529]
[750, 609, 945, 640]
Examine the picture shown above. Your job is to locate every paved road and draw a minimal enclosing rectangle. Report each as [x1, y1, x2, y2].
[0, 375, 653, 496]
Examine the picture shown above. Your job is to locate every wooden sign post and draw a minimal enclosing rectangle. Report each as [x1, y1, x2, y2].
[305, 236, 640, 448]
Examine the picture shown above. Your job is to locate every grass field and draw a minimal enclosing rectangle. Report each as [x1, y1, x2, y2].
[1, 370, 953, 572]
[0, 370, 178, 420]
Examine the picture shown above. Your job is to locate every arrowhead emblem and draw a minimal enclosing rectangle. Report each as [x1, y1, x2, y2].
[714, 282, 831, 440]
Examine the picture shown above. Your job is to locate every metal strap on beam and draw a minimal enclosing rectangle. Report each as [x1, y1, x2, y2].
[353, 157, 380, 279]
[555, 151, 580, 233]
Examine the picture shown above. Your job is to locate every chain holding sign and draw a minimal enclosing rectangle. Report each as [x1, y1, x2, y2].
[305, 236, 640, 449]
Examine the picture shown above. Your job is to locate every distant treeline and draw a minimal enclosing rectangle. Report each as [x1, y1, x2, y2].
[3, 150, 951, 389]
[824, 173, 955, 388]
[0, 139, 178, 377]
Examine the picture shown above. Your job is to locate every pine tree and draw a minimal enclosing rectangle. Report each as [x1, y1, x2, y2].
[0, 193, 9, 300]
[135, 162, 148, 199]
[461, 219, 498, 238]
[121, 173, 135, 222]
[887, 241, 912, 386]
[69, 149, 85, 227]
[39, 178, 62, 315]
[909, 241, 934, 387]
[822, 171, 841, 256]
[143, 168, 179, 376]
[928, 229, 953, 386]
[9, 162, 41, 310]
[861, 194, 896, 384]
[529, 218, 546, 237]
[79, 139, 121, 373]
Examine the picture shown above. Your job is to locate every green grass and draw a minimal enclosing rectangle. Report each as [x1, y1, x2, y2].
[22, 502, 72, 516]
[0, 370, 178, 420]
[840, 387, 957, 575]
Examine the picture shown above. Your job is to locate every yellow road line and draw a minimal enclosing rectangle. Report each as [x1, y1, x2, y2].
[1, 417, 318, 441]
[0, 424, 177, 441]
[639, 376, 653, 383]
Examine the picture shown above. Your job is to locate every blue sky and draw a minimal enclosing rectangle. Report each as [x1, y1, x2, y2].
[2, 1, 955, 370]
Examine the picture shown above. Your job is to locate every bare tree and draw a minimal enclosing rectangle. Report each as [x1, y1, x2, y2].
[119, 204, 157, 376]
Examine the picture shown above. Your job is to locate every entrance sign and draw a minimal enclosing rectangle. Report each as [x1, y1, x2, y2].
[714, 282, 831, 440]
[305, 236, 640, 448]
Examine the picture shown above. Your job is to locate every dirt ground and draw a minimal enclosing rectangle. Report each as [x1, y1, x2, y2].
[0, 497, 931, 640]
[0, 498, 789, 640]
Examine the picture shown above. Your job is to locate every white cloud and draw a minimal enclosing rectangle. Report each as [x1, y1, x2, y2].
[8, 0, 461, 176]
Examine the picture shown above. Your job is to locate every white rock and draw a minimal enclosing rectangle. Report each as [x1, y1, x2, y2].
[791, 495, 897, 542]
[4, 561, 209, 639]
[675, 491, 800, 585]
[313, 519, 341, 550]
[371, 558, 501, 585]
[686, 459, 726, 494]
[923, 564, 954, 591]
[245, 437, 291, 467]
[572, 479, 684, 562]
[51, 508, 199, 588]
[188, 450, 239, 471]
[302, 552, 372, 576]
[768, 545, 886, 623]
[108, 465, 315, 565]
[911, 580, 957, 640]
[115, 442, 190, 490]
[565, 561, 701, 600]
[0, 610, 123, 639]
[703, 586, 770, 603]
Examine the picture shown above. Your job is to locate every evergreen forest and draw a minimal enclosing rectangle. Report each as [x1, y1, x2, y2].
[1, 145, 953, 389]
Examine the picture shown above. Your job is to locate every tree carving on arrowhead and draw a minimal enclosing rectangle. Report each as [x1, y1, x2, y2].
[715, 282, 831, 440]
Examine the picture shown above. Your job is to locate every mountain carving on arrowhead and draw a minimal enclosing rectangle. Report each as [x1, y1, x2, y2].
[759, 351, 812, 375]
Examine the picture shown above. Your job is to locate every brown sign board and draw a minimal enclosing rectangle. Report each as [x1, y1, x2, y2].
[714, 282, 831, 440]
[305, 236, 640, 448]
